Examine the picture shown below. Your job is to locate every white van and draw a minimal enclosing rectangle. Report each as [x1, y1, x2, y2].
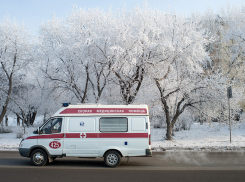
[19, 104, 152, 167]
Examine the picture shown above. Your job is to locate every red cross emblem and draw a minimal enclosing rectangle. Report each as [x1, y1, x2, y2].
[80, 133, 86, 138]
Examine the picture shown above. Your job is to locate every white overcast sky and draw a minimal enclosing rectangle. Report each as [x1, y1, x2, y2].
[0, 0, 244, 33]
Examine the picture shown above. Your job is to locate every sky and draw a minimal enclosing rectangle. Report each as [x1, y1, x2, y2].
[0, 0, 244, 34]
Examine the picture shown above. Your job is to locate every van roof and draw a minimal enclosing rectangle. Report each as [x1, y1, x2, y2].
[53, 104, 149, 117]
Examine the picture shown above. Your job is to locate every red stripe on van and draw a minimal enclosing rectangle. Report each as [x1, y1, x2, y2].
[26, 134, 63, 139]
[65, 133, 80, 138]
[97, 133, 148, 138]
[38, 133, 64, 139]
[59, 108, 147, 114]
[26, 133, 148, 139]
[65, 133, 148, 138]
[26, 136, 38, 139]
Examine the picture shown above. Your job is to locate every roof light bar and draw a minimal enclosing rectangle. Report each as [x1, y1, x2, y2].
[62, 103, 70, 107]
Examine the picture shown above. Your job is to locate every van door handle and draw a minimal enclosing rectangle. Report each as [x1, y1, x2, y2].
[53, 139, 61, 140]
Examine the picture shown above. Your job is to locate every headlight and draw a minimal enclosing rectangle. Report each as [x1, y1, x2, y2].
[19, 139, 25, 148]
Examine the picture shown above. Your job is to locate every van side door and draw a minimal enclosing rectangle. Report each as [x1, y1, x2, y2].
[63, 117, 98, 157]
[38, 118, 64, 156]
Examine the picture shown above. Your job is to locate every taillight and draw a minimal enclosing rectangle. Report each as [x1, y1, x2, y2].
[149, 134, 151, 145]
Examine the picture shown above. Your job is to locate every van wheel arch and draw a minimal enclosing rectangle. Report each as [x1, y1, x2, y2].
[103, 149, 123, 158]
[28, 146, 51, 158]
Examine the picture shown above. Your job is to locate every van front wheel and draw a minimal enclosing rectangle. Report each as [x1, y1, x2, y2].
[104, 150, 121, 167]
[30, 149, 48, 166]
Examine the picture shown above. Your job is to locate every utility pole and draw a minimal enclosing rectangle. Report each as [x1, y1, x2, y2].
[227, 86, 232, 143]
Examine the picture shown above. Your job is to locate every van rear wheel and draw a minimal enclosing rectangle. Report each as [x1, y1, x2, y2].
[104, 150, 121, 167]
[30, 149, 48, 166]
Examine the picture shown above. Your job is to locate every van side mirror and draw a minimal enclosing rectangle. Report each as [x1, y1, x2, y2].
[33, 129, 38, 134]
[38, 127, 43, 134]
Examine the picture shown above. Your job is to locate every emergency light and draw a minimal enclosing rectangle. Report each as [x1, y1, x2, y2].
[62, 103, 70, 107]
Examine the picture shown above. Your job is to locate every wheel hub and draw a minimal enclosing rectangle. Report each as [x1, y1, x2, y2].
[108, 154, 118, 164]
[34, 153, 44, 164]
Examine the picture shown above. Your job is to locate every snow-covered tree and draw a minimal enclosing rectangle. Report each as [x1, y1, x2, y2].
[38, 17, 91, 104]
[0, 18, 32, 124]
[218, 6, 245, 109]
[146, 14, 225, 140]
[67, 8, 113, 103]
[39, 10, 114, 104]
[220, 6, 245, 74]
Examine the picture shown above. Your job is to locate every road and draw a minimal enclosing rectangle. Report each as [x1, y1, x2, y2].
[0, 151, 245, 182]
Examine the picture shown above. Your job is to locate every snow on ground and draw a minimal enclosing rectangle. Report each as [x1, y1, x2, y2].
[0, 127, 36, 150]
[0, 122, 245, 151]
[151, 122, 245, 151]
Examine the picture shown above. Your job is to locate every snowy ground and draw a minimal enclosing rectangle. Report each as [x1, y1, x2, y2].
[152, 122, 245, 151]
[0, 122, 245, 151]
[0, 126, 35, 150]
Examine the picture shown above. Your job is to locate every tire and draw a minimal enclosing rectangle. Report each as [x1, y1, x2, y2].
[104, 150, 121, 167]
[30, 149, 48, 166]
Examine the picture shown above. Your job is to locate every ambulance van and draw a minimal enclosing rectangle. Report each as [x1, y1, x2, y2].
[19, 104, 152, 167]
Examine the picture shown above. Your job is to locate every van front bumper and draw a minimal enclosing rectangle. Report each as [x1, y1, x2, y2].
[145, 149, 152, 156]
[19, 148, 30, 157]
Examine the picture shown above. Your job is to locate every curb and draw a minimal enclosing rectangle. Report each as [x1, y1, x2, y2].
[152, 146, 245, 152]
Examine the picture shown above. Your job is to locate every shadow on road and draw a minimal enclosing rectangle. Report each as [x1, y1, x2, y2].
[0, 157, 146, 168]
[1, 151, 245, 169]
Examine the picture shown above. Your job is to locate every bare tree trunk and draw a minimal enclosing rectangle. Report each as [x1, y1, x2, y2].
[81, 65, 89, 103]
[165, 106, 173, 140]
[26, 113, 31, 126]
[115, 66, 144, 104]
[88, 63, 110, 103]
[30, 111, 37, 126]
[17, 114, 20, 126]
[0, 51, 16, 124]
[166, 122, 173, 140]
[155, 78, 188, 140]
[0, 75, 13, 124]
[22, 117, 26, 134]
[5, 116, 8, 126]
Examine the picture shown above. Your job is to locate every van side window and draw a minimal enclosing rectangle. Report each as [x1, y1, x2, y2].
[41, 118, 62, 134]
[100, 117, 128, 132]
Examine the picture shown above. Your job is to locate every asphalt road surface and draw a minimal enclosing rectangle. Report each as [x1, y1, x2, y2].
[0, 151, 245, 182]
